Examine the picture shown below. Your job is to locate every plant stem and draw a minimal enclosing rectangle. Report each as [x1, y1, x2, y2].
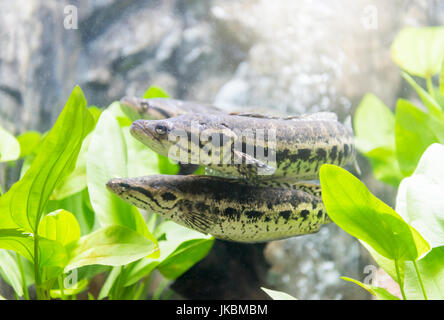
[58, 274, 66, 300]
[16, 254, 30, 300]
[395, 259, 407, 300]
[34, 231, 41, 299]
[413, 260, 428, 300]
[152, 278, 170, 300]
[134, 273, 152, 300]
[426, 76, 435, 99]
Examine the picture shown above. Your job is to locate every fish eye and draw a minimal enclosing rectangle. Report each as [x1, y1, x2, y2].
[140, 101, 149, 111]
[155, 124, 168, 135]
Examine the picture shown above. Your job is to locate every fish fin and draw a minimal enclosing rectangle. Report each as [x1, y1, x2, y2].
[230, 111, 339, 122]
[285, 112, 338, 121]
[232, 149, 276, 177]
[229, 112, 279, 119]
[177, 163, 201, 175]
[182, 210, 217, 234]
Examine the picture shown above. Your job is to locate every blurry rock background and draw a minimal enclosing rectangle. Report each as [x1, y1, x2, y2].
[0, 0, 443, 299]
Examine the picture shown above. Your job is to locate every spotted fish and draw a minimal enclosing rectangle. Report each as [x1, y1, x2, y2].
[107, 175, 330, 243]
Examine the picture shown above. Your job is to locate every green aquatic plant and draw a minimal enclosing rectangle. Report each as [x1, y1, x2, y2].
[320, 26, 444, 300]
[321, 144, 444, 300]
[0, 86, 213, 300]
[354, 26, 444, 186]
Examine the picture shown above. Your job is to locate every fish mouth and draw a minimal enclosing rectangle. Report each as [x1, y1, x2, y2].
[130, 120, 156, 140]
[130, 120, 167, 155]
[106, 178, 130, 196]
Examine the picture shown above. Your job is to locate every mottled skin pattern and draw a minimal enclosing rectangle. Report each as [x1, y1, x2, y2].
[107, 175, 330, 243]
[130, 113, 355, 181]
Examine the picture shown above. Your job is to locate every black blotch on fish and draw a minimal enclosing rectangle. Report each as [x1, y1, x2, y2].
[330, 145, 338, 162]
[301, 210, 310, 220]
[195, 202, 210, 213]
[223, 207, 240, 220]
[298, 148, 312, 161]
[161, 192, 177, 201]
[316, 148, 327, 162]
[279, 210, 292, 220]
[244, 210, 264, 220]
[343, 144, 349, 158]
[337, 150, 344, 165]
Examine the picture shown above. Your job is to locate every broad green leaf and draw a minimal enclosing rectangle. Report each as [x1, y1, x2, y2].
[154, 221, 213, 261]
[123, 128, 160, 178]
[121, 259, 159, 287]
[402, 72, 443, 118]
[404, 247, 444, 300]
[107, 102, 134, 122]
[440, 61, 444, 96]
[65, 225, 157, 272]
[122, 222, 213, 286]
[193, 166, 206, 175]
[435, 88, 444, 109]
[98, 266, 121, 300]
[395, 99, 444, 176]
[157, 154, 180, 175]
[354, 94, 396, 153]
[88, 106, 102, 124]
[143, 86, 170, 99]
[0, 229, 67, 268]
[261, 287, 297, 300]
[360, 241, 404, 286]
[50, 278, 89, 298]
[38, 209, 81, 246]
[391, 26, 444, 78]
[396, 144, 444, 248]
[0, 125, 20, 163]
[353, 94, 402, 185]
[46, 189, 95, 236]
[16, 131, 41, 158]
[154, 221, 214, 279]
[364, 147, 403, 186]
[155, 227, 212, 279]
[319, 164, 430, 262]
[0, 250, 25, 297]
[341, 277, 400, 300]
[86, 109, 153, 239]
[0, 86, 94, 232]
[52, 133, 92, 200]
[157, 238, 213, 279]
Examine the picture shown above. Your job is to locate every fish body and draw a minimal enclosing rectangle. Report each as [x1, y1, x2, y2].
[106, 175, 330, 243]
[130, 113, 355, 181]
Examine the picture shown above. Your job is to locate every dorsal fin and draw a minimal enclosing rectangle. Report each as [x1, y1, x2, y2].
[229, 112, 279, 119]
[286, 112, 338, 121]
[229, 111, 339, 122]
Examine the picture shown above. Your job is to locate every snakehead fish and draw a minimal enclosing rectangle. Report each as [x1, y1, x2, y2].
[130, 113, 355, 182]
[106, 175, 330, 242]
